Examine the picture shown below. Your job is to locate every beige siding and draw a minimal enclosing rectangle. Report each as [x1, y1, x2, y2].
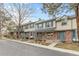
[55, 19, 77, 31]
[72, 19, 77, 29]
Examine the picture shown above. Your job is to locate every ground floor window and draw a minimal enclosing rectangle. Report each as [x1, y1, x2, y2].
[72, 30, 76, 39]
[58, 30, 76, 42]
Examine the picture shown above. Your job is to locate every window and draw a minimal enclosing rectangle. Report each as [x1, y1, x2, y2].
[53, 21, 56, 27]
[72, 30, 76, 39]
[62, 19, 67, 25]
[30, 24, 34, 28]
[45, 22, 51, 27]
[51, 22, 53, 26]
[25, 25, 28, 29]
[37, 23, 43, 28]
[62, 17, 67, 25]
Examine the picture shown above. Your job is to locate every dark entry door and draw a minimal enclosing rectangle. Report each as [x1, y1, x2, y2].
[59, 32, 65, 41]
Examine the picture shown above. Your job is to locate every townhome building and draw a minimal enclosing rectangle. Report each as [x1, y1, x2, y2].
[22, 16, 78, 43]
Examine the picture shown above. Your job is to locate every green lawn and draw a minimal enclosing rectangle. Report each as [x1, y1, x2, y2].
[55, 42, 79, 51]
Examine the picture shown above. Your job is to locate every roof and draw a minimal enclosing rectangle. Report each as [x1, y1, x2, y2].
[23, 18, 55, 25]
[35, 19, 55, 24]
[24, 27, 56, 32]
[56, 16, 76, 21]
[23, 16, 76, 25]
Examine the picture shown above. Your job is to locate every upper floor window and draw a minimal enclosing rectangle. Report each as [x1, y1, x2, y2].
[23, 25, 28, 29]
[45, 22, 51, 27]
[37, 23, 43, 28]
[62, 18, 67, 25]
[51, 22, 53, 26]
[30, 24, 34, 28]
[25, 26, 28, 29]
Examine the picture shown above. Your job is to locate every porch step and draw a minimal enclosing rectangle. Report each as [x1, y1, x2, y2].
[48, 41, 60, 47]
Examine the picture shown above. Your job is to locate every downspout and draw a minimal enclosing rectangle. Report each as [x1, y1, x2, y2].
[70, 16, 73, 42]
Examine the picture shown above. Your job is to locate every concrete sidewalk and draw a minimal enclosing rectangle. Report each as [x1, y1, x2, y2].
[3, 38, 79, 56]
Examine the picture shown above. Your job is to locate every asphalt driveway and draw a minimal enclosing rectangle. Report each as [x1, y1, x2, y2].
[0, 40, 78, 56]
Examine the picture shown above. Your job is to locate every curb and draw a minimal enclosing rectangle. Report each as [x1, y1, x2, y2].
[5, 39, 79, 55]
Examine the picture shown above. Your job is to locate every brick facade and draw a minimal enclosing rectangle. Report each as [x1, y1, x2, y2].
[36, 32, 58, 42]
[36, 31, 73, 43]
[51, 32, 58, 41]
[65, 31, 72, 43]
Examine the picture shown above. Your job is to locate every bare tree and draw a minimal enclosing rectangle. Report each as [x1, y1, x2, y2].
[42, 3, 62, 18]
[42, 3, 76, 19]
[0, 3, 11, 38]
[5, 3, 34, 39]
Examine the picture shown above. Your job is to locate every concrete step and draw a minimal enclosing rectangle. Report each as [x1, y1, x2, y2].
[48, 40, 60, 47]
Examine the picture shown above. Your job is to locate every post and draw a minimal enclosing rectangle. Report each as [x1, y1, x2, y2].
[76, 4, 79, 43]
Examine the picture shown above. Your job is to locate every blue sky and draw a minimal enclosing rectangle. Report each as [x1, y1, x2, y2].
[5, 3, 50, 21]
[30, 3, 75, 21]
[4, 3, 75, 22]
[30, 3, 49, 21]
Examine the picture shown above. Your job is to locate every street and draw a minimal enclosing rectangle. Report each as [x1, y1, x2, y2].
[0, 40, 78, 56]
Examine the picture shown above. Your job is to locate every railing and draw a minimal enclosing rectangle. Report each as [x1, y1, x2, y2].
[23, 26, 56, 32]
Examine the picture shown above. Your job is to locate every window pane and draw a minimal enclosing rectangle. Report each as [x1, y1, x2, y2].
[72, 30, 76, 39]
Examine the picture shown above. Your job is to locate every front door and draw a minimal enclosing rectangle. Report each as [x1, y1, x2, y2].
[59, 31, 65, 41]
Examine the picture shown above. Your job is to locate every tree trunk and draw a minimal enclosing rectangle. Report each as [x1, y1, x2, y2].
[0, 21, 2, 39]
[76, 4, 79, 44]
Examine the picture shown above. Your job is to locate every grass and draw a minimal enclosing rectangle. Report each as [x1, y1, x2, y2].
[55, 42, 79, 51]
[0, 36, 4, 40]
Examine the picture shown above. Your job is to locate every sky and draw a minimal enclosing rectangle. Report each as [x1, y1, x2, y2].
[29, 3, 49, 21]
[4, 3, 50, 22]
[4, 3, 75, 22]
[29, 3, 75, 21]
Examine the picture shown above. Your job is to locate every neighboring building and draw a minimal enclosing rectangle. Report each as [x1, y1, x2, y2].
[22, 16, 78, 43]
[9, 25, 24, 39]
